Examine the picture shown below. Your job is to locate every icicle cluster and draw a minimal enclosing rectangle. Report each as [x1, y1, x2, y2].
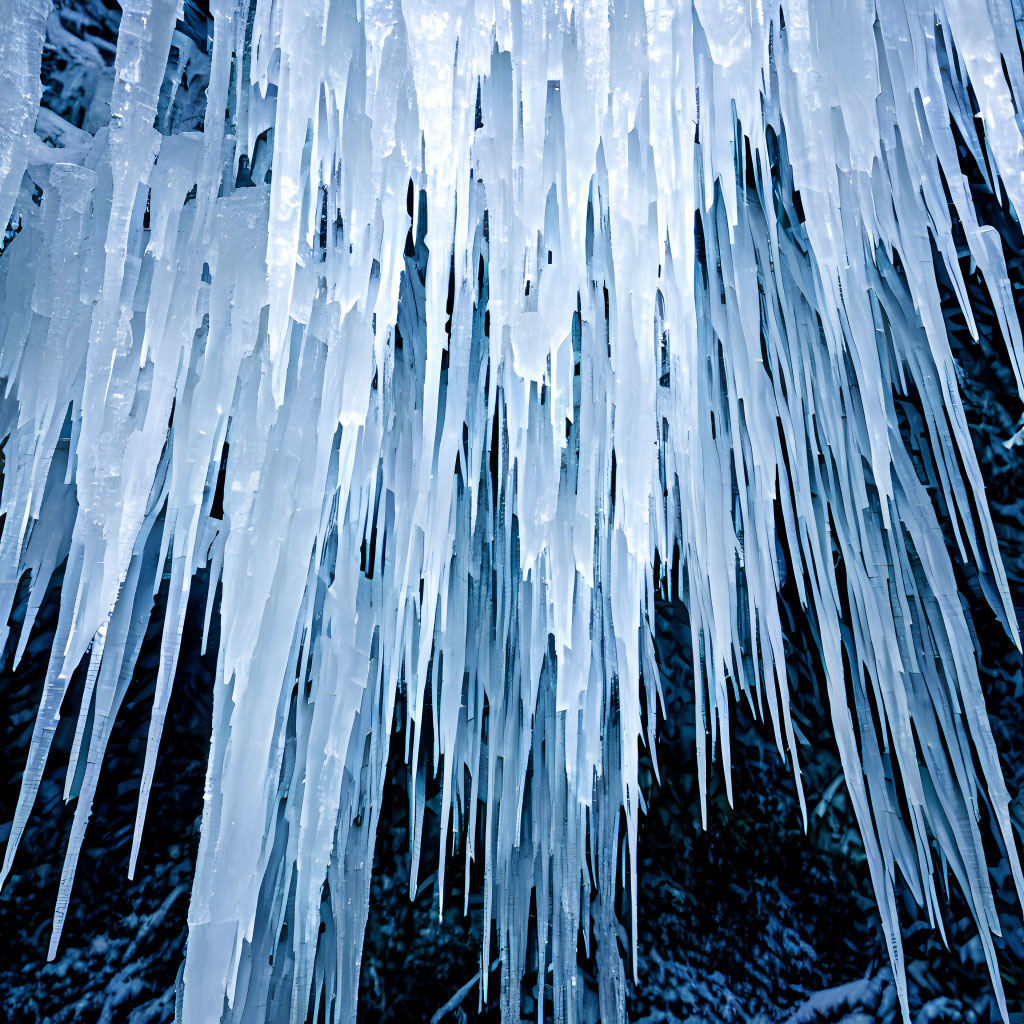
[2, 0, 1023, 1020]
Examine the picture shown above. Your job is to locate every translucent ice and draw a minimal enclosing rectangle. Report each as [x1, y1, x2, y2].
[1, 1, 1023, 1022]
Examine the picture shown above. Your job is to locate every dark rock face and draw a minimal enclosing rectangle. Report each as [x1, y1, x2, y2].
[0, 563, 213, 1024]
[1, 2, 1023, 1023]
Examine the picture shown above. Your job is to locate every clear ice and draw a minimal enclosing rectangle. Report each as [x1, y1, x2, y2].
[1, 0, 1023, 1021]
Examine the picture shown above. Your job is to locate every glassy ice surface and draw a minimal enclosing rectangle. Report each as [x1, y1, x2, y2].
[1, 1, 1024, 1021]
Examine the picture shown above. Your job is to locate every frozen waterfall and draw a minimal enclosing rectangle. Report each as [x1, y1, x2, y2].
[1, 0, 1024, 1021]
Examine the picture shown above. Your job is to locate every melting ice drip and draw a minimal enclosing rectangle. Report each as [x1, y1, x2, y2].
[1, 0, 1023, 1020]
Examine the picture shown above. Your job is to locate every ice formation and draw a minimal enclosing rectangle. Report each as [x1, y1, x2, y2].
[2, 0, 1024, 1020]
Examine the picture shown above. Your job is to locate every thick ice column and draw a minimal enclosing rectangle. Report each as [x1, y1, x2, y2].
[0, 0, 48, 238]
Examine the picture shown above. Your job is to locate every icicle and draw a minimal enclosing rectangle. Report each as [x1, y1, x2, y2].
[2, 1, 1023, 1022]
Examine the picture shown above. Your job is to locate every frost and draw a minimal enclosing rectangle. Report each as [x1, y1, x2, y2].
[1, 1, 1023, 1022]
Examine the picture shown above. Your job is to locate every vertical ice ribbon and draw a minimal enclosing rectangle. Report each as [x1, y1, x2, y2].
[1, 0, 1023, 1021]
